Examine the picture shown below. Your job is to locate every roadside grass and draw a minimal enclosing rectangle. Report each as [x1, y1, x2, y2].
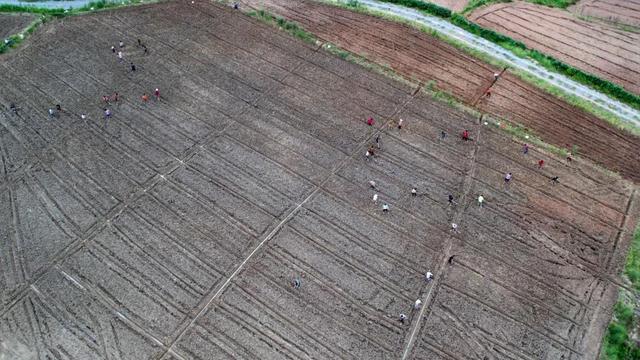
[320, 0, 640, 135]
[321, 0, 640, 136]
[601, 226, 640, 360]
[369, 0, 640, 113]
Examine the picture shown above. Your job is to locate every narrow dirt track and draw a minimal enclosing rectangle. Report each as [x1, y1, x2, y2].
[241, 0, 640, 182]
[469, 1, 640, 95]
[570, 0, 640, 27]
[0, 2, 638, 360]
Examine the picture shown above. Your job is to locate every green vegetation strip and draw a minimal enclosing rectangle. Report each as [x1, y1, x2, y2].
[0, 16, 40, 54]
[602, 226, 640, 359]
[247, 9, 317, 45]
[0, 0, 150, 54]
[462, 0, 577, 14]
[373, 0, 640, 112]
[334, 0, 639, 135]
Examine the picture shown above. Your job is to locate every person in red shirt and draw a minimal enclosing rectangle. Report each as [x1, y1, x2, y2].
[367, 117, 375, 126]
[461, 129, 470, 141]
[538, 159, 544, 169]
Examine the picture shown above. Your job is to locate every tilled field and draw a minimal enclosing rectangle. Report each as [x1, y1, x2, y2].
[0, 1, 638, 359]
[570, 0, 640, 27]
[0, 13, 35, 39]
[469, 1, 640, 95]
[242, 0, 640, 183]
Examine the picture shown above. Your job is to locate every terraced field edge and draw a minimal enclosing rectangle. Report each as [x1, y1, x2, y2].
[247, 8, 586, 161]
[369, 0, 640, 113]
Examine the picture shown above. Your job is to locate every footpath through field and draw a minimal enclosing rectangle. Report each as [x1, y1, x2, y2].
[352, 0, 640, 126]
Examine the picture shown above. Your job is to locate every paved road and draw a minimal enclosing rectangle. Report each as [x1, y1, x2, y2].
[350, 0, 640, 126]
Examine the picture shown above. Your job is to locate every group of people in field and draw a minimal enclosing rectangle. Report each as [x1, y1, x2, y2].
[358, 108, 570, 324]
[13, 39, 164, 127]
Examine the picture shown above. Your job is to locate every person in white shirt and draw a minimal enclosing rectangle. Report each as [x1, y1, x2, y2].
[425, 271, 433, 281]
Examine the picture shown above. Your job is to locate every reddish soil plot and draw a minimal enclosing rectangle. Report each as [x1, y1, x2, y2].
[0, 1, 638, 360]
[469, 1, 640, 95]
[570, 0, 640, 27]
[0, 13, 35, 39]
[242, 0, 640, 182]
[419, 0, 469, 12]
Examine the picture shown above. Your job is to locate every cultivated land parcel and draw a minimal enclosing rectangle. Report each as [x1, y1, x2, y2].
[0, 1, 639, 359]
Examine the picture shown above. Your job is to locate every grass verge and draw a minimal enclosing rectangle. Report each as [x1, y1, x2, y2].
[0, 15, 44, 54]
[372, 0, 640, 113]
[321, 0, 640, 136]
[601, 226, 640, 359]
[246, 8, 317, 45]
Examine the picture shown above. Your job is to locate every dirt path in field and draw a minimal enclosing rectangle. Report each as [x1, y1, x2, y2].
[240, 0, 640, 182]
[0, 2, 637, 359]
[469, 1, 640, 95]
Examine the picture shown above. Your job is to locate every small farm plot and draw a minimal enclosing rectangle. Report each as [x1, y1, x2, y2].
[570, 0, 640, 28]
[0, 1, 638, 359]
[469, 1, 640, 95]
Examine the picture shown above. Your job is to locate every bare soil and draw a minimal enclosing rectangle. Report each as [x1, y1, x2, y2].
[0, 13, 35, 39]
[417, 0, 469, 12]
[570, 0, 640, 28]
[0, 1, 638, 360]
[469, 1, 640, 95]
[242, 0, 640, 183]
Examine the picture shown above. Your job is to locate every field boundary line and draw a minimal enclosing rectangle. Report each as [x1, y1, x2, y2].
[160, 81, 421, 359]
[401, 113, 482, 359]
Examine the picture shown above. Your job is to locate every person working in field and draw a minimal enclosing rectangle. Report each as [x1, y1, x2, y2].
[461, 129, 470, 141]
